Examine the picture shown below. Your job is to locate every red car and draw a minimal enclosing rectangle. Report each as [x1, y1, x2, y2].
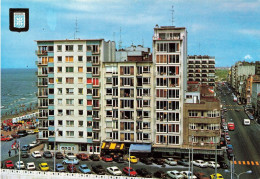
[1, 136, 13, 141]
[76, 153, 89, 160]
[11, 133, 20, 138]
[102, 155, 113, 162]
[123, 167, 137, 177]
[67, 164, 77, 173]
[5, 160, 14, 169]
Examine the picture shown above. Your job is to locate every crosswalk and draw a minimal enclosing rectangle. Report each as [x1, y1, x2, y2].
[231, 161, 259, 166]
[223, 105, 239, 107]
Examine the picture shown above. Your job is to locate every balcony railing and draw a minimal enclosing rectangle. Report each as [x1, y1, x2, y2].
[35, 50, 48, 56]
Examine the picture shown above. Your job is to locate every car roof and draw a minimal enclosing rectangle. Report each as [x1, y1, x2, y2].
[110, 166, 119, 169]
[40, 163, 48, 165]
[27, 162, 35, 165]
[80, 164, 87, 167]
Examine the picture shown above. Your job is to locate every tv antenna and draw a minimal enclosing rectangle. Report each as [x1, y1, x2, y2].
[119, 27, 122, 50]
[74, 17, 79, 39]
[170, 5, 174, 26]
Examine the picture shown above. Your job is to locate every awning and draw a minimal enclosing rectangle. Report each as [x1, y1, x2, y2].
[109, 143, 116, 150]
[129, 144, 151, 153]
[120, 144, 124, 150]
[115, 143, 121, 150]
[101, 142, 106, 149]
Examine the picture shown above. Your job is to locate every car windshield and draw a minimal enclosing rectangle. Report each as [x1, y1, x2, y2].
[129, 168, 134, 172]
[29, 165, 34, 167]
[57, 166, 63, 168]
[42, 164, 48, 167]
[6, 161, 12, 164]
[131, 157, 136, 159]
[81, 166, 88, 169]
[114, 169, 119, 171]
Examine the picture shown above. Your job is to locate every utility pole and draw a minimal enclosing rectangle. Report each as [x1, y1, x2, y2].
[74, 17, 79, 39]
[170, 5, 174, 26]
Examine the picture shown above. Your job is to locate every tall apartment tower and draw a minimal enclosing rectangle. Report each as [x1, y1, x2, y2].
[36, 39, 115, 153]
[152, 25, 187, 153]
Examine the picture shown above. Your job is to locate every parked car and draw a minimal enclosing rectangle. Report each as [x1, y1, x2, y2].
[15, 161, 25, 169]
[4, 160, 14, 169]
[43, 151, 52, 158]
[154, 170, 167, 179]
[136, 168, 152, 178]
[225, 135, 230, 141]
[55, 163, 65, 172]
[122, 167, 137, 177]
[27, 130, 35, 134]
[1, 136, 12, 141]
[26, 162, 36, 170]
[167, 170, 184, 179]
[191, 160, 208, 168]
[152, 158, 164, 165]
[32, 151, 42, 158]
[65, 152, 75, 159]
[29, 141, 40, 148]
[17, 130, 27, 137]
[39, 163, 49, 171]
[62, 158, 79, 165]
[79, 164, 91, 174]
[92, 165, 105, 175]
[219, 162, 228, 169]
[11, 133, 20, 138]
[21, 145, 30, 151]
[90, 154, 100, 161]
[76, 153, 89, 160]
[177, 159, 189, 166]
[180, 171, 197, 179]
[21, 151, 29, 158]
[207, 161, 220, 168]
[140, 157, 152, 165]
[228, 153, 235, 160]
[67, 164, 77, 173]
[127, 156, 138, 163]
[194, 172, 210, 179]
[210, 173, 224, 179]
[102, 155, 113, 162]
[114, 156, 124, 163]
[55, 152, 64, 159]
[165, 158, 177, 166]
[107, 166, 122, 176]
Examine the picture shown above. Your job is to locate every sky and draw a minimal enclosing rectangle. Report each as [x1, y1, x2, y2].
[1, 0, 260, 68]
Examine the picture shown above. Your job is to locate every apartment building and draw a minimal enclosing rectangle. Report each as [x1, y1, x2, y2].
[152, 25, 187, 155]
[36, 39, 114, 154]
[187, 55, 215, 86]
[183, 83, 222, 159]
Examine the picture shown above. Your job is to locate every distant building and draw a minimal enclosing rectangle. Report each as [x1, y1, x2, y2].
[251, 75, 260, 117]
[187, 55, 215, 86]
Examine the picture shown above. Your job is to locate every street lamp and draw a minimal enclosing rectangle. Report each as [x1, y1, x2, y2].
[54, 129, 59, 172]
[225, 169, 252, 179]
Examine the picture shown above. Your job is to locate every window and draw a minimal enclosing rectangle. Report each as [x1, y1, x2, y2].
[143, 66, 150, 73]
[87, 67, 92, 73]
[66, 131, 74, 137]
[207, 110, 220, 117]
[57, 45, 62, 51]
[79, 110, 83, 115]
[78, 45, 83, 51]
[78, 99, 83, 105]
[93, 56, 99, 64]
[122, 66, 130, 75]
[169, 54, 180, 64]
[87, 100, 92, 106]
[65, 45, 73, 51]
[168, 124, 180, 132]
[189, 123, 196, 130]
[78, 88, 83, 95]
[66, 120, 74, 126]
[58, 88, 62, 94]
[169, 136, 179, 144]
[66, 110, 74, 115]
[87, 89, 92, 95]
[48, 57, 54, 63]
[78, 67, 83, 73]
[157, 124, 167, 132]
[106, 100, 112, 106]
[49, 78, 54, 84]
[189, 110, 198, 117]
[66, 88, 74, 94]
[106, 77, 112, 84]
[78, 121, 83, 127]
[93, 89, 99, 97]
[58, 109, 63, 116]
[66, 78, 74, 84]
[78, 56, 83, 62]
[66, 99, 74, 105]
[124, 133, 130, 140]
[78, 77, 83, 83]
[106, 89, 112, 95]
[58, 120, 63, 126]
[57, 78, 62, 83]
[65, 56, 73, 62]
[92, 67, 99, 75]
[66, 67, 74, 72]
[79, 131, 83, 138]
[87, 56, 92, 62]
[86, 45, 99, 53]
[57, 67, 62, 73]
[58, 99, 62, 105]
[57, 56, 62, 62]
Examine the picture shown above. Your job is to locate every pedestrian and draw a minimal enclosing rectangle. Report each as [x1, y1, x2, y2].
[8, 150, 11, 157]
[15, 148, 17, 155]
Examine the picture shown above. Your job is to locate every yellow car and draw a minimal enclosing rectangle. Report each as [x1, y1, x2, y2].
[39, 163, 49, 171]
[127, 156, 138, 163]
[34, 129, 39, 133]
[210, 173, 224, 179]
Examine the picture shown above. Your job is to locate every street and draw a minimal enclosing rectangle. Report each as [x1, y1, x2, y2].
[217, 83, 260, 179]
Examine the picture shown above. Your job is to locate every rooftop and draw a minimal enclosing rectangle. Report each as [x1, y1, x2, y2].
[154, 24, 186, 30]
[35, 39, 105, 42]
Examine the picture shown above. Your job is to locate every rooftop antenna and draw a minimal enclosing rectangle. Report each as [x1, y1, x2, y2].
[119, 27, 122, 50]
[74, 17, 79, 39]
[113, 32, 115, 42]
[170, 5, 174, 26]
[142, 37, 144, 47]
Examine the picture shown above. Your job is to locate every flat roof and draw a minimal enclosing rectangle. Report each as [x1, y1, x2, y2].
[35, 39, 104, 42]
[154, 26, 186, 30]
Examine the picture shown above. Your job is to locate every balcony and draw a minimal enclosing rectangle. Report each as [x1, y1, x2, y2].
[93, 115, 100, 120]
[35, 50, 48, 56]
[35, 61, 48, 66]
[36, 82, 48, 87]
[36, 72, 48, 77]
[190, 130, 220, 137]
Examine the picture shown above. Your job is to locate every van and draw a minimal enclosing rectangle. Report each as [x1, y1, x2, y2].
[243, 119, 250, 126]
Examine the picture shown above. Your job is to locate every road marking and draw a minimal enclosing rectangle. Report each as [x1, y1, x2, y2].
[251, 161, 254, 165]
[243, 161, 246, 165]
[256, 162, 259, 166]
[234, 161, 237, 164]
[247, 161, 250, 165]
[238, 161, 241, 165]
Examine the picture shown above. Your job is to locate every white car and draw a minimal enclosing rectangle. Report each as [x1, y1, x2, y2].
[207, 161, 220, 168]
[191, 160, 208, 168]
[167, 170, 184, 179]
[165, 158, 177, 166]
[27, 130, 35, 134]
[26, 162, 36, 170]
[15, 161, 25, 169]
[31, 151, 42, 158]
[29, 141, 40, 148]
[65, 152, 75, 160]
[180, 171, 197, 179]
[107, 166, 122, 176]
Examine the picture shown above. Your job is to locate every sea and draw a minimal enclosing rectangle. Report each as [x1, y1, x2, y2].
[1, 68, 38, 117]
